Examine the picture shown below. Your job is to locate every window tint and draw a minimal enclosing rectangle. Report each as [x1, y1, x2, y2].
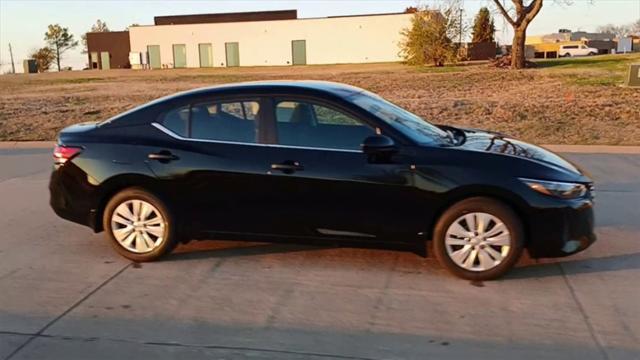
[190, 100, 259, 143]
[275, 100, 375, 150]
[161, 106, 189, 137]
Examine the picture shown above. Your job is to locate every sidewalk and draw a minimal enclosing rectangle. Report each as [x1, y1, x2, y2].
[1, 141, 639, 154]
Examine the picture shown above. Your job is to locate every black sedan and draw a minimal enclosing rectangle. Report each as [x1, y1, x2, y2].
[50, 81, 595, 280]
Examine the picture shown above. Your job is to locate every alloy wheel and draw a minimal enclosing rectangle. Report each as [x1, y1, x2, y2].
[444, 212, 511, 272]
[110, 199, 166, 253]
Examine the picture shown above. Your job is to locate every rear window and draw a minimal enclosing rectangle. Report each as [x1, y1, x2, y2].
[191, 100, 259, 143]
[159, 100, 260, 143]
[161, 106, 189, 137]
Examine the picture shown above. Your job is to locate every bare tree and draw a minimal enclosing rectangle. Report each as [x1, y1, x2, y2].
[598, 20, 638, 38]
[81, 19, 110, 54]
[492, 0, 544, 69]
[598, 24, 629, 39]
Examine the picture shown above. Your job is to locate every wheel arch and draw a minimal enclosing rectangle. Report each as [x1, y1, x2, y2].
[427, 185, 530, 245]
[93, 174, 164, 232]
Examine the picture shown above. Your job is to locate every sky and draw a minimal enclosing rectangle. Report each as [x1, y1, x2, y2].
[1, 0, 639, 73]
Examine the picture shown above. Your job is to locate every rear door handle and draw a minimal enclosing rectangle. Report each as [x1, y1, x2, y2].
[148, 151, 179, 162]
[271, 161, 304, 173]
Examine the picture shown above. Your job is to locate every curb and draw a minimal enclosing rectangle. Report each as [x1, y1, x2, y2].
[0, 142, 639, 154]
[0, 141, 55, 149]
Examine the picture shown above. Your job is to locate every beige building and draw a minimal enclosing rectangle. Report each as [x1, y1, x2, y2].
[128, 11, 414, 69]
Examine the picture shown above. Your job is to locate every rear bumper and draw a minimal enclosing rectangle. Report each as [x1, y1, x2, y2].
[49, 165, 99, 231]
[526, 197, 596, 258]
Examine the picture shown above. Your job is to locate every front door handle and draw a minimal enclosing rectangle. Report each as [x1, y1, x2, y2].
[271, 161, 304, 173]
[148, 151, 179, 162]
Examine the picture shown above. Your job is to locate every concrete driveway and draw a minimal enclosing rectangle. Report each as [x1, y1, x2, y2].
[0, 147, 638, 360]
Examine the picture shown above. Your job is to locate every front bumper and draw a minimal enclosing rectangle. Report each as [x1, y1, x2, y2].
[526, 197, 596, 258]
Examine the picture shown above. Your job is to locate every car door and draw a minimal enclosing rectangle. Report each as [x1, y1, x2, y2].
[579, 44, 590, 56]
[145, 96, 286, 236]
[259, 97, 424, 241]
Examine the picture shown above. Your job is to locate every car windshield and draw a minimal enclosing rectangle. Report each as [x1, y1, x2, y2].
[347, 90, 452, 146]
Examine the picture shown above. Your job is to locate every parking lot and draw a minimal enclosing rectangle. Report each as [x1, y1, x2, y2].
[1, 146, 639, 359]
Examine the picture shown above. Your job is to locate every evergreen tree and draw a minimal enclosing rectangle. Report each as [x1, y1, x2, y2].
[44, 24, 79, 71]
[472, 7, 495, 43]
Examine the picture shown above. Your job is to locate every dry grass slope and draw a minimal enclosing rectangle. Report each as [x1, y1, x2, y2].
[0, 53, 638, 144]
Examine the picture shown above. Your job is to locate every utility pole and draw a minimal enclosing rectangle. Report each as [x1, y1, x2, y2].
[8, 43, 16, 74]
[459, 7, 463, 45]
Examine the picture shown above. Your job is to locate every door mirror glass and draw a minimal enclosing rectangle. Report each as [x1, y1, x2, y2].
[361, 135, 397, 155]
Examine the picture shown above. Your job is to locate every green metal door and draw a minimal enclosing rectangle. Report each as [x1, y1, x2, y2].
[199, 43, 213, 67]
[291, 40, 306, 65]
[225, 42, 239, 67]
[100, 51, 110, 70]
[173, 44, 186, 68]
[90, 52, 99, 69]
[147, 45, 161, 69]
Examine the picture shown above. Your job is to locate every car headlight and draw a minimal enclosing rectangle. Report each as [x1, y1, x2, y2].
[519, 178, 588, 199]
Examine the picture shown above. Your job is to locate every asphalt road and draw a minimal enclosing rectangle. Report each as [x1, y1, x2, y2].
[0, 148, 639, 360]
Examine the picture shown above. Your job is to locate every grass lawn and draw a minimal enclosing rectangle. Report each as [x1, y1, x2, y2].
[535, 53, 640, 87]
[0, 53, 638, 144]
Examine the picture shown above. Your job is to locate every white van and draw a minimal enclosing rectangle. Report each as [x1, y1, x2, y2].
[559, 44, 598, 57]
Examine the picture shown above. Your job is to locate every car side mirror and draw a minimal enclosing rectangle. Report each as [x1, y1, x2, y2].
[361, 135, 397, 155]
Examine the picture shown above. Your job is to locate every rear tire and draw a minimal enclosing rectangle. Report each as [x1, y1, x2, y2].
[103, 187, 177, 262]
[432, 197, 524, 281]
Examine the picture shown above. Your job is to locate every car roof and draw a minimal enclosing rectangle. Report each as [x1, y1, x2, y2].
[164, 80, 368, 101]
[100, 81, 369, 126]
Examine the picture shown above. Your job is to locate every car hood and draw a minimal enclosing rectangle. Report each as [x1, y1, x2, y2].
[453, 128, 585, 176]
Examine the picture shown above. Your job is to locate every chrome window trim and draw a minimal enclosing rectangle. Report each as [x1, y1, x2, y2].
[151, 122, 362, 154]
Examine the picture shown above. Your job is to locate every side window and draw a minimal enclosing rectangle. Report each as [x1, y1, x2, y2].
[190, 100, 259, 143]
[275, 100, 375, 150]
[161, 106, 189, 137]
[313, 105, 362, 126]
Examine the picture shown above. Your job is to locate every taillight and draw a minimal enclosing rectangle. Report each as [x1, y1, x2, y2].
[53, 145, 83, 165]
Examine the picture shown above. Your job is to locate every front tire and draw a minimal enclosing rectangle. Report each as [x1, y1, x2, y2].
[103, 188, 177, 262]
[432, 197, 524, 280]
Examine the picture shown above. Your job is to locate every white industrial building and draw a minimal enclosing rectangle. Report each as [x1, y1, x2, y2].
[127, 10, 414, 69]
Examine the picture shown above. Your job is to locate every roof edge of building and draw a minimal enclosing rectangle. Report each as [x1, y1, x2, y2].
[154, 9, 298, 25]
[132, 11, 414, 29]
[86, 30, 131, 35]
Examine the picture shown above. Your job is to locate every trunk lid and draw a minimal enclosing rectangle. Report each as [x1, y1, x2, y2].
[57, 121, 98, 144]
